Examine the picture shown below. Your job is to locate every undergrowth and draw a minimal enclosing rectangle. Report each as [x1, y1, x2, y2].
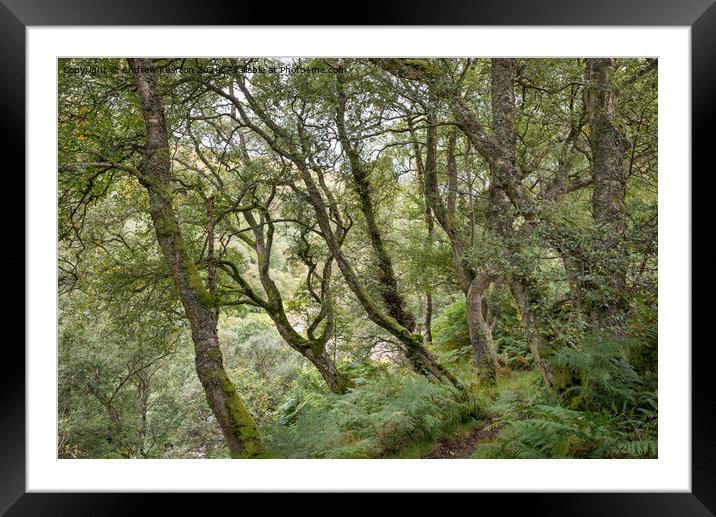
[264, 364, 484, 458]
[473, 338, 657, 459]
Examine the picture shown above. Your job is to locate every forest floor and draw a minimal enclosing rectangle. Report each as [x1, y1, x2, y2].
[421, 370, 536, 459]
[422, 421, 500, 458]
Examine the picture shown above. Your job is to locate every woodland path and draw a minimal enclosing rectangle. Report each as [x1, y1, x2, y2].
[422, 421, 500, 459]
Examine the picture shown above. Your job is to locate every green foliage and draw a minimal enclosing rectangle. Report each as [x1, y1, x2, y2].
[265, 368, 483, 458]
[626, 299, 658, 380]
[58, 287, 180, 458]
[551, 337, 656, 414]
[221, 315, 304, 386]
[57, 57, 658, 459]
[474, 401, 655, 459]
[429, 299, 475, 371]
[473, 369, 657, 459]
[432, 300, 471, 352]
[226, 367, 283, 425]
[473, 354, 657, 459]
[493, 305, 534, 370]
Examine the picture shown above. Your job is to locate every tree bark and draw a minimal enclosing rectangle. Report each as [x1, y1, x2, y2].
[411, 117, 436, 346]
[422, 166, 435, 347]
[466, 274, 498, 385]
[128, 58, 263, 458]
[134, 368, 153, 458]
[335, 74, 417, 332]
[508, 278, 554, 387]
[585, 58, 630, 338]
[421, 120, 500, 383]
[423, 294, 433, 346]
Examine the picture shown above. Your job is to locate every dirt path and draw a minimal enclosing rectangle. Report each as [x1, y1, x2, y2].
[422, 422, 500, 459]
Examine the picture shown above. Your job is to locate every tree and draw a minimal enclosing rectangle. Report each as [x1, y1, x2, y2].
[127, 58, 263, 458]
[58, 57, 657, 459]
[173, 99, 352, 393]
[583, 58, 630, 337]
[195, 59, 463, 389]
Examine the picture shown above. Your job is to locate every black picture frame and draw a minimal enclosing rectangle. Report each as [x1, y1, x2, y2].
[2, 1, 714, 514]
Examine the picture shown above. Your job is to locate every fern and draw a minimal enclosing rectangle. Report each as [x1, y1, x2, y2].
[552, 336, 651, 413]
[475, 395, 656, 459]
[265, 370, 483, 458]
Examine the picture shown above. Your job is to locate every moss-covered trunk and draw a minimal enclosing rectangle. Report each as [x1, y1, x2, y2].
[335, 74, 417, 333]
[129, 58, 263, 458]
[304, 347, 354, 394]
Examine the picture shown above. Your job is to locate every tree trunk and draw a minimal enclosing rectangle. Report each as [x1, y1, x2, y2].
[466, 274, 498, 385]
[304, 347, 353, 394]
[419, 112, 500, 382]
[335, 76, 416, 332]
[508, 278, 554, 387]
[421, 152, 435, 347]
[129, 58, 263, 458]
[585, 58, 630, 338]
[410, 115, 437, 347]
[423, 293, 433, 346]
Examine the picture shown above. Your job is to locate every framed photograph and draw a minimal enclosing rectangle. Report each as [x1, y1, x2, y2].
[3, 0, 714, 513]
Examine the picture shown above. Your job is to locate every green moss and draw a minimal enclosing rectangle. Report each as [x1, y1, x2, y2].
[218, 371, 264, 458]
[477, 355, 497, 387]
[150, 196, 218, 308]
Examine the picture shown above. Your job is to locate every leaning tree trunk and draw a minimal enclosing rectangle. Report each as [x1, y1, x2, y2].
[128, 58, 263, 458]
[303, 346, 354, 394]
[335, 75, 417, 333]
